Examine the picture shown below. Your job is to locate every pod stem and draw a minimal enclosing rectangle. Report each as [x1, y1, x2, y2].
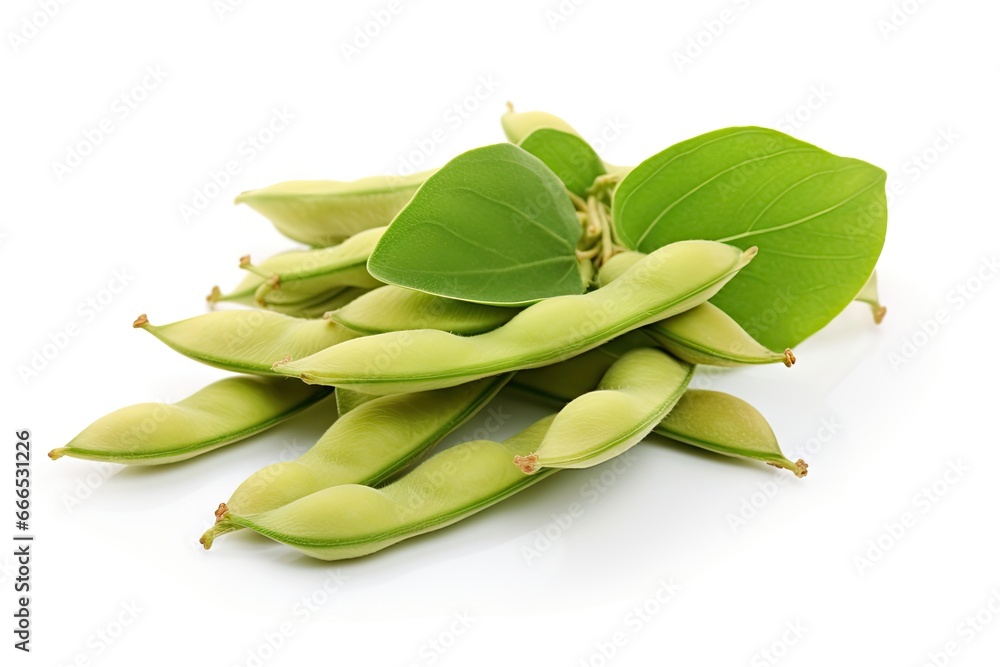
[767, 458, 809, 478]
[513, 453, 540, 475]
[199, 503, 241, 550]
[240, 256, 272, 280]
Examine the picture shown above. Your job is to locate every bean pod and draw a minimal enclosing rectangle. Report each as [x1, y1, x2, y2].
[134, 310, 357, 375]
[202, 416, 558, 559]
[515, 347, 692, 472]
[273, 240, 755, 394]
[50, 377, 331, 465]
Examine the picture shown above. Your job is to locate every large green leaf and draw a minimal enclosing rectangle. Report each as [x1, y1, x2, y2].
[367, 143, 584, 306]
[613, 127, 886, 349]
[519, 128, 605, 198]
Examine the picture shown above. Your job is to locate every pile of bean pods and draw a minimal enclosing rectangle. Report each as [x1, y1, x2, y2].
[51, 106, 888, 561]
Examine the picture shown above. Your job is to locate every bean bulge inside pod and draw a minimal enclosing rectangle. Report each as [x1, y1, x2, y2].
[200, 373, 511, 546]
[273, 240, 755, 394]
[515, 347, 693, 473]
[50, 376, 332, 465]
[204, 415, 559, 560]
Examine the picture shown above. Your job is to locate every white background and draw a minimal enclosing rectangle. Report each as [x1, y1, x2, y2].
[3, 1, 999, 665]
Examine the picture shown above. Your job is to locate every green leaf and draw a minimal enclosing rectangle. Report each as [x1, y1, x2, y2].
[613, 127, 886, 349]
[518, 129, 605, 197]
[367, 143, 585, 306]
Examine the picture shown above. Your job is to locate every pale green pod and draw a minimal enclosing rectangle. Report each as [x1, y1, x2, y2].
[335, 387, 379, 415]
[598, 250, 794, 367]
[501, 105, 581, 144]
[250, 227, 385, 307]
[268, 286, 373, 319]
[274, 240, 755, 394]
[202, 416, 558, 559]
[212, 284, 374, 319]
[514, 348, 692, 473]
[644, 303, 796, 367]
[594, 251, 647, 287]
[501, 105, 631, 180]
[236, 170, 435, 247]
[854, 270, 886, 324]
[328, 285, 519, 335]
[659, 390, 807, 477]
[134, 311, 358, 375]
[512, 339, 806, 475]
[201, 374, 512, 545]
[49, 377, 331, 465]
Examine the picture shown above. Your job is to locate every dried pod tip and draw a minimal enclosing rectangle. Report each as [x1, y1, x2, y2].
[206, 286, 222, 303]
[48, 448, 65, 460]
[768, 458, 808, 477]
[505, 101, 515, 113]
[213, 502, 230, 524]
[239, 255, 251, 268]
[132, 314, 149, 329]
[783, 349, 796, 368]
[873, 305, 887, 325]
[267, 274, 280, 289]
[513, 453, 540, 475]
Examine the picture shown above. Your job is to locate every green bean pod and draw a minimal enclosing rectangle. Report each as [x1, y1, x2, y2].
[599, 251, 794, 367]
[515, 348, 692, 473]
[274, 240, 755, 394]
[248, 227, 385, 309]
[269, 286, 373, 319]
[513, 340, 807, 476]
[49, 377, 331, 465]
[236, 171, 435, 247]
[328, 285, 519, 335]
[202, 416, 558, 560]
[205, 372, 511, 528]
[134, 311, 358, 375]
[854, 270, 886, 324]
[644, 303, 795, 367]
[658, 390, 807, 476]
[501, 105, 581, 144]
